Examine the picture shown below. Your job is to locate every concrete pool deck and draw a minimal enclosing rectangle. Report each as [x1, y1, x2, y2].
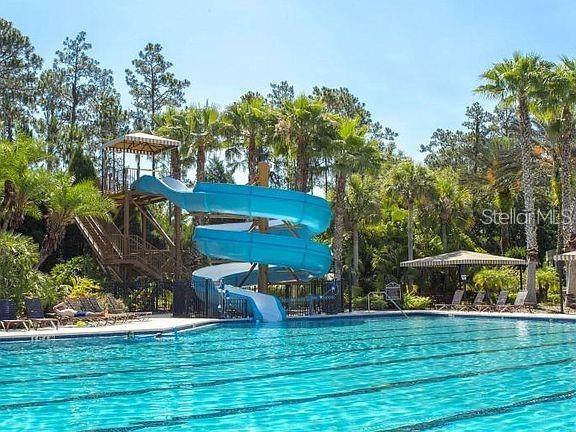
[2, 309, 576, 342]
[0, 314, 246, 342]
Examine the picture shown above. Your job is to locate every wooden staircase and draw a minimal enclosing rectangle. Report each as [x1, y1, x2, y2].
[76, 216, 184, 282]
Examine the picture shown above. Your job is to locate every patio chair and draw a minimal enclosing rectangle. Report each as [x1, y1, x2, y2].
[477, 290, 508, 312]
[434, 290, 465, 310]
[24, 298, 59, 330]
[57, 298, 106, 326]
[464, 291, 487, 311]
[497, 291, 534, 313]
[104, 295, 150, 321]
[0, 300, 31, 331]
[86, 297, 130, 324]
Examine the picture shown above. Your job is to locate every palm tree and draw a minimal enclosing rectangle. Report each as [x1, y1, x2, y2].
[430, 168, 473, 251]
[344, 174, 381, 284]
[37, 173, 114, 267]
[384, 160, 432, 288]
[537, 58, 576, 250]
[330, 117, 382, 284]
[275, 95, 329, 192]
[221, 95, 269, 184]
[0, 137, 51, 231]
[155, 104, 221, 183]
[476, 52, 553, 303]
[483, 137, 520, 254]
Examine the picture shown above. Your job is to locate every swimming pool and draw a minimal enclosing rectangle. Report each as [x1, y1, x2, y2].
[1, 315, 575, 431]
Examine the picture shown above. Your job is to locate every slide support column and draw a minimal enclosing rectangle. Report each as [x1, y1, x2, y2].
[257, 162, 269, 293]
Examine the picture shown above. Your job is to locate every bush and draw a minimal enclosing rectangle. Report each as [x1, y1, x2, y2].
[537, 265, 560, 304]
[472, 267, 518, 294]
[403, 291, 431, 310]
[0, 232, 47, 307]
[66, 277, 102, 299]
[50, 255, 106, 286]
[351, 295, 388, 310]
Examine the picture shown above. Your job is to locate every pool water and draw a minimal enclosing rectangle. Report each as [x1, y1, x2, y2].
[1, 316, 576, 431]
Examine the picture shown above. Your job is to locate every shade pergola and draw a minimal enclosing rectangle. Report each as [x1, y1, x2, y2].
[103, 132, 180, 155]
[400, 250, 527, 268]
[400, 250, 527, 293]
[553, 251, 576, 262]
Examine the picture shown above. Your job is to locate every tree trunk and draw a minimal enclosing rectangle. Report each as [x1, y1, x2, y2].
[518, 95, 538, 303]
[407, 200, 414, 289]
[247, 133, 257, 184]
[296, 137, 308, 192]
[196, 140, 206, 183]
[441, 220, 448, 252]
[501, 221, 510, 255]
[332, 173, 347, 283]
[560, 105, 573, 250]
[352, 224, 359, 286]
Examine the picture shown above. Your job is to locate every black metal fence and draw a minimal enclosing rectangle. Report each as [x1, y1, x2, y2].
[280, 280, 343, 317]
[173, 280, 249, 319]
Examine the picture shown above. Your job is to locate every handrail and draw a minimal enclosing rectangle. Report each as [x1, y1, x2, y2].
[368, 291, 408, 319]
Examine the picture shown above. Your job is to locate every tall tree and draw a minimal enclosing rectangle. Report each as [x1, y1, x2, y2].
[156, 104, 221, 183]
[477, 53, 553, 303]
[344, 174, 381, 284]
[384, 160, 432, 287]
[330, 117, 381, 284]
[222, 94, 270, 184]
[53, 31, 101, 145]
[0, 19, 42, 141]
[36, 68, 66, 166]
[126, 43, 190, 129]
[275, 95, 329, 192]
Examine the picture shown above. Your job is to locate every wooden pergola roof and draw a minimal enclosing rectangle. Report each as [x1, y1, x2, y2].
[103, 132, 180, 155]
[400, 250, 527, 268]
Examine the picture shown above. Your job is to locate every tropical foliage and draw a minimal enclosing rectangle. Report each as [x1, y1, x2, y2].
[3, 15, 576, 310]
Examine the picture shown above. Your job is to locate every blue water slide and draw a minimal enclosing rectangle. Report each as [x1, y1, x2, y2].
[132, 176, 333, 322]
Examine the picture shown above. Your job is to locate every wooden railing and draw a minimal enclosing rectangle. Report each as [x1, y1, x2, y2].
[101, 167, 168, 194]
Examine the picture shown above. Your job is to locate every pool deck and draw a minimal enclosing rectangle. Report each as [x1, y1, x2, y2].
[0, 314, 244, 342]
[2, 309, 576, 342]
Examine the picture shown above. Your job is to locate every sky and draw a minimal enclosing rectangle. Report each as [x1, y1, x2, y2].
[4, 0, 576, 160]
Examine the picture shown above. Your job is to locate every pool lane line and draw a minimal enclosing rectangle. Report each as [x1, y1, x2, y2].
[0, 325, 550, 369]
[0, 327, 572, 388]
[0, 325, 570, 386]
[1, 331, 574, 410]
[376, 390, 576, 431]
[78, 357, 574, 432]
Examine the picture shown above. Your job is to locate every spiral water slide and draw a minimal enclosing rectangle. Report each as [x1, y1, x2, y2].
[131, 176, 332, 321]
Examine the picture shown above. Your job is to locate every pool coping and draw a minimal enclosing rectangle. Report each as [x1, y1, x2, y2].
[1, 309, 575, 343]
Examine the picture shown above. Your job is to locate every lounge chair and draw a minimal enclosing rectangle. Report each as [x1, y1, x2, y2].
[477, 290, 508, 312]
[497, 291, 534, 313]
[465, 291, 487, 311]
[434, 290, 465, 310]
[24, 298, 59, 330]
[0, 300, 31, 331]
[104, 295, 151, 321]
[56, 298, 106, 326]
[85, 297, 130, 324]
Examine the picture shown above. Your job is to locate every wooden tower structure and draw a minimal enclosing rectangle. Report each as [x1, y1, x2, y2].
[75, 132, 187, 284]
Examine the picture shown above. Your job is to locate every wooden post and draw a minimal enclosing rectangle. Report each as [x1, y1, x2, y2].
[123, 190, 130, 286]
[171, 148, 182, 279]
[257, 162, 269, 293]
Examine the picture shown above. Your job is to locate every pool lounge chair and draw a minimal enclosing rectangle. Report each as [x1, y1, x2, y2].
[85, 297, 131, 324]
[477, 290, 508, 312]
[434, 290, 465, 310]
[25, 298, 59, 330]
[104, 295, 151, 321]
[0, 300, 31, 331]
[465, 291, 487, 311]
[497, 291, 534, 313]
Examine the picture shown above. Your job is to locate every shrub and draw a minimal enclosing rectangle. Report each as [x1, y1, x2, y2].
[537, 265, 560, 303]
[403, 291, 431, 310]
[351, 295, 388, 310]
[50, 255, 106, 286]
[67, 277, 102, 299]
[0, 232, 46, 307]
[472, 267, 518, 294]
